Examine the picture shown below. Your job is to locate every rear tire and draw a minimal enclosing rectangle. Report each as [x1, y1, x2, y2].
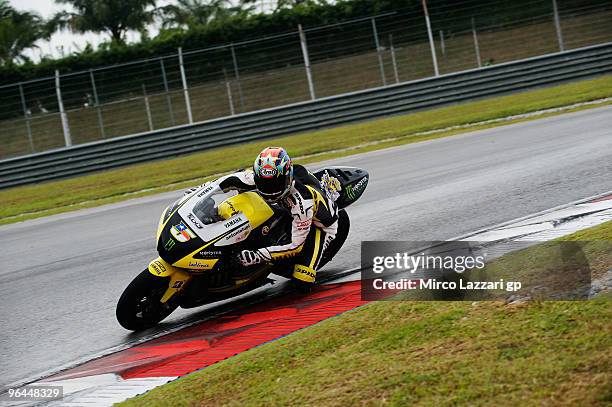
[116, 269, 179, 331]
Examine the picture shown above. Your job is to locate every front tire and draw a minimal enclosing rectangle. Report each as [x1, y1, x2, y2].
[116, 269, 179, 331]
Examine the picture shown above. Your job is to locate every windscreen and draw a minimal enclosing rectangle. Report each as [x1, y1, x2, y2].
[191, 186, 237, 225]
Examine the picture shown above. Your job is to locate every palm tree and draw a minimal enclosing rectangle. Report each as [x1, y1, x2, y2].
[160, 0, 254, 30]
[0, 0, 48, 65]
[49, 0, 157, 45]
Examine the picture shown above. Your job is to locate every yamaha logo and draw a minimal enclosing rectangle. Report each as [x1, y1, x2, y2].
[224, 217, 242, 228]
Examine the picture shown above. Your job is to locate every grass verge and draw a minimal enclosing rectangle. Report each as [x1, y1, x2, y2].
[1, 75, 612, 226]
[118, 221, 612, 407]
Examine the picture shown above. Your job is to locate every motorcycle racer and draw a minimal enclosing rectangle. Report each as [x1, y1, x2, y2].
[186, 147, 339, 289]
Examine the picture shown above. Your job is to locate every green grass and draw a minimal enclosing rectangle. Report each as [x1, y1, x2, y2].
[398, 222, 612, 302]
[1, 75, 612, 226]
[118, 221, 612, 407]
[475, 229, 612, 299]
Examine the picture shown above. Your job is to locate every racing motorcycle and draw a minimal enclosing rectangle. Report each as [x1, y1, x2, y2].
[116, 166, 369, 331]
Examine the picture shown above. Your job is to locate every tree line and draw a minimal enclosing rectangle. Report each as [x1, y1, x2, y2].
[0, 0, 259, 64]
[0, 0, 608, 85]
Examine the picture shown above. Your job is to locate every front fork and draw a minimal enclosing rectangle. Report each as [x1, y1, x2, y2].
[147, 257, 192, 303]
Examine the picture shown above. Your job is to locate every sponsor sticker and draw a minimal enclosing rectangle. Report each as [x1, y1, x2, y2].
[294, 265, 316, 282]
[151, 260, 166, 275]
[224, 217, 242, 228]
[187, 213, 203, 229]
[260, 166, 277, 178]
[320, 172, 342, 201]
[296, 219, 311, 230]
[164, 239, 176, 251]
[188, 261, 213, 269]
[171, 222, 196, 242]
[198, 249, 222, 258]
[196, 185, 214, 198]
[225, 224, 250, 241]
[225, 201, 238, 216]
[354, 176, 368, 192]
[346, 177, 368, 199]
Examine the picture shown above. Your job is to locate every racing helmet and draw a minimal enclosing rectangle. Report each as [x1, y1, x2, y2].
[253, 147, 293, 202]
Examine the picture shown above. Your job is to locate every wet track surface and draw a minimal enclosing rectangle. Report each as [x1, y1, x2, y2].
[1, 106, 611, 388]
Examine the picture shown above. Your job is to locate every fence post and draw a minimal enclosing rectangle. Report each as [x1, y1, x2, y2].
[552, 0, 565, 51]
[298, 24, 316, 100]
[55, 70, 72, 147]
[226, 82, 235, 116]
[371, 17, 387, 86]
[388, 34, 400, 84]
[142, 84, 154, 131]
[223, 68, 235, 116]
[178, 47, 194, 124]
[421, 0, 439, 76]
[18, 83, 35, 153]
[159, 58, 176, 126]
[471, 17, 482, 68]
[89, 69, 106, 139]
[230, 44, 245, 112]
[439, 30, 446, 58]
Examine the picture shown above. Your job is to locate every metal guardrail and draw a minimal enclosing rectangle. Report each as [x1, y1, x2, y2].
[1, 42, 611, 190]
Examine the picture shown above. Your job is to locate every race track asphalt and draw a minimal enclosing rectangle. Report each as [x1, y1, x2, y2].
[1, 105, 611, 389]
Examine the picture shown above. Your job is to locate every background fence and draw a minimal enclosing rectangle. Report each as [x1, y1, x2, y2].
[1, 0, 611, 160]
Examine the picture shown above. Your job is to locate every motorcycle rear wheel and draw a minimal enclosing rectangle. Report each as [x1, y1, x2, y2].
[116, 269, 179, 331]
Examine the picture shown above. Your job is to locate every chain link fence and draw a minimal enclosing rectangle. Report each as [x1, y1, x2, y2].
[1, 0, 611, 160]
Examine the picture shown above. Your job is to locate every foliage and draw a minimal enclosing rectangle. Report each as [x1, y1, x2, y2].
[0, 0, 610, 84]
[0, 0, 48, 65]
[48, 0, 157, 44]
[159, 0, 254, 30]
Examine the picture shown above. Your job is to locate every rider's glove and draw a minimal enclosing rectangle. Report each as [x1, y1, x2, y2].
[237, 248, 271, 267]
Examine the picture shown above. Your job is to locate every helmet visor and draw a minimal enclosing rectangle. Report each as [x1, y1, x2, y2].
[255, 175, 291, 202]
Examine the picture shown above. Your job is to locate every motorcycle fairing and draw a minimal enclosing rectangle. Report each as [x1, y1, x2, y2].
[147, 257, 191, 303]
[156, 183, 275, 271]
[156, 194, 190, 241]
[150, 188, 276, 302]
[216, 191, 274, 242]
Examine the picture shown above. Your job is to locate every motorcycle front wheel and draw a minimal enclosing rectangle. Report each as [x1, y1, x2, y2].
[116, 269, 179, 331]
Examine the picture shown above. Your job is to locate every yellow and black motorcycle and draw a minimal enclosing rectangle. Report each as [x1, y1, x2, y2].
[116, 167, 368, 330]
